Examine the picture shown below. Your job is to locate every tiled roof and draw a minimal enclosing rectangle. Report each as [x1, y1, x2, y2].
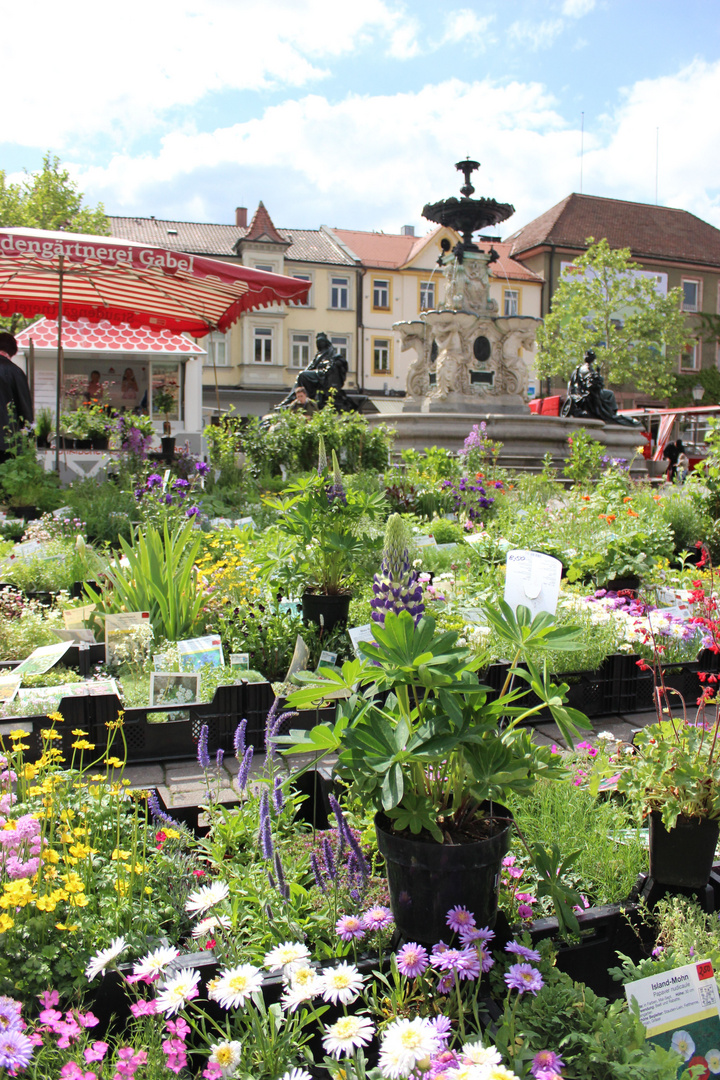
[331, 228, 436, 269]
[16, 317, 203, 354]
[243, 201, 288, 245]
[507, 193, 720, 268]
[107, 216, 356, 266]
[475, 241, 544, 284]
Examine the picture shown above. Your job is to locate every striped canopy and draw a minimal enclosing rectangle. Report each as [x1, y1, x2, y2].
[0, 227, 310, 337]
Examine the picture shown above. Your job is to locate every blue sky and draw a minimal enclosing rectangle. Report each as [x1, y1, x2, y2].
[4, 0, 720, 236]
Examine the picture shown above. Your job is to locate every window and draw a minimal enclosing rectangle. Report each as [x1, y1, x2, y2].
[330, 276, 350, 309]
[291, 273, 312, 306]
[255, 263, 274, 274]
[503, 289, 519, 316]
[253, 327, 273, 364]
[290, 332, 311, 369]
[680, 340, 700, 371]
[682, 279, 701, 312]
[331, 335, 350, 365]
[373, 337, 391, 374]
[151, 362, 182, 421]
[372, 278, 390, 310]
[419, 281, 435, 311]
[202, 331, 230, 367]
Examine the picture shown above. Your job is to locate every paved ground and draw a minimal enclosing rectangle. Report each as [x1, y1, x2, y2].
[120, 708, 659, 814]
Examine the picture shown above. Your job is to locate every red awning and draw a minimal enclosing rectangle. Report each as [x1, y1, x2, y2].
[15, 317, 204, 354]
[0, 227, 309, 337]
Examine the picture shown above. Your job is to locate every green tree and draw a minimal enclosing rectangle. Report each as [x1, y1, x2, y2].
[536, 237, 690, 398]
[0, 152, 109, 234]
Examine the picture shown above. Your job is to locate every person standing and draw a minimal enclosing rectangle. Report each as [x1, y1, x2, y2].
[0, 331, 34, 464]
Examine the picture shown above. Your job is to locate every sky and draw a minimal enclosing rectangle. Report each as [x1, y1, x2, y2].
[4, 0, 720, 238]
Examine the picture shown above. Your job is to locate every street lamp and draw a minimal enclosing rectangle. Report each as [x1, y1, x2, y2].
[692, 383, 705, 403]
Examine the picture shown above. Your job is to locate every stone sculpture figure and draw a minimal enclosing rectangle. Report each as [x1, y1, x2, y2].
[561, 350, 638, 426]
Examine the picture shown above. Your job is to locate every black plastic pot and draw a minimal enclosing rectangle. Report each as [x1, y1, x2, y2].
[649, 812, 720, 889]
[302, 590, 351, 631]
[161, 436, 176, 462]
[90, 436, 109, 451]
[375, 805, 513, 945]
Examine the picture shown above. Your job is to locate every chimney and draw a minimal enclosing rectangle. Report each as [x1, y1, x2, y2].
[401, 225, 415, 236]
[236, 207, 247, 227]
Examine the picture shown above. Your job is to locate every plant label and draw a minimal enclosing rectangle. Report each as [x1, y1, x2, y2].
[625, 959, 720, 1064]
[230, 653, 250, 669]
[14, 641, 73, 677]
[504, 549, 562, 617]
[348, 624, 375, 659]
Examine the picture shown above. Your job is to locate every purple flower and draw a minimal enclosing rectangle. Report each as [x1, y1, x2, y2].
[504, 963, 544, 995]
[235, 746, 254, 793]
[272, 776, 284, 815]
[274, 853, 289, 899]
[197, 724, 211, 770]
[186, 506, 200, 518]
[172, 478, 190, 489]
[362, 905, 394, 931]
[459, 925, 494, 945]
[146, 473, 163, 488]
[336, 915, 366, 942]
[0, 1029, 34, 1071]
[477, 944, 495, 973]
[322, 836, 337, 881]
[310, 852, 327, 894]
[429, 1015, 453, 1042]
[258, 792, 273, 860]
[233, 720, 247, 759]
[196, 462, 210, 476]
[147, 791, 179, 828]
[0, 998, 22, 1033]
[506, 941, 541, 963]
[215, 748, 224, 770]
[432, 947, 481, 981]
[531, 1050, 565, 1077]
[396, 942, 429, 978]
[446, 905, 476, 934]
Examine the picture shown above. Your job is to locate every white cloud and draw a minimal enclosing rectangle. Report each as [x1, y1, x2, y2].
[1, 0, 409, 147]
[441, 9, 496, 48]
[561, 0, 596, 17]
[508, 18, 565, 51]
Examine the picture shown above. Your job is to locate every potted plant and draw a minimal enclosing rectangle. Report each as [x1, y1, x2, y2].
[262, 441, 386, 629]
[152, 374, 179, 458]
[35, 407, 54, 449]
[60, 401, 111, 450]
[284, 599, 590, 943]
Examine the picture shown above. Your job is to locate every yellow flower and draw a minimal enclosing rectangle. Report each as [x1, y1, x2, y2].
[111, 849, 131, 861]
[9, 743, 29, 751]
[60, 810, 76, 822]
[2, 821, 17, 832]
[46, 712, 65, 723]
[144, 887, 153, 895]
[105, 758, 124, 769]
[114, 880, 129, 895]
[72, 729, 89, 737]
[68, 843, 95, 860]
[163, 828, 180, 839]
[68, 893, 89, 907]
[55, 922, 79, 932]
[0, 914, 14, 933]
[40, 730, 61, 741]
[8, 729, 29, 740]
[72, 740, 95, 751]
[35, 895, 57, 912]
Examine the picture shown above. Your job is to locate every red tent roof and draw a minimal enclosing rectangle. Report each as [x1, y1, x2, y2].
[15, 317, 204, 354]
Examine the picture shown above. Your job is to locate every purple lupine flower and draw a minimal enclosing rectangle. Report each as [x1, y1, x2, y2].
[310, 852, 327, 894]
[235, 746, 254, 793]
[258, 792, 273, 860]
[505, 942, 541, 963]
[396, 942, 428, 978]
[197, 725, 211, 770]
[272, 776, 284, 815]
[322, 836, 337, 881]
[504, 963, 544, 995]
[370, 514, 425, 628]
[274, 853, 289, 899]
[326, 450, 347, 505]
[317, 435, 328, 476]
[233, 719, 247, 759]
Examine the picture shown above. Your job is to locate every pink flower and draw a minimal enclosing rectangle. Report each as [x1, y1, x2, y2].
[38, 990, 59, 1009]
[84, 1042, 109, 1063]
[77, 1012, 99, 1029]
[129, 1000, 157, 1018]
[166, 1018, 190, 1041]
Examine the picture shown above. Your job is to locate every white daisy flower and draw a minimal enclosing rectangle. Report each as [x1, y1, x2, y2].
[278, 1070, 312, 1080]
[460, 1040, 502, 1066]
[132, 945, 180, 981]
[155, 967, 201, 1015]
[323, 1014, 375, 1058]
[318, 962, 365, 1006]
[185, 880, 229, 916]
[85, 936, 128, 982]
[263, 941, 310, 973]
[208, 964, 263, 1009]
[280, 964, 322, 1012]
[192, 915, 232, 939]
[448, 1066, 493, 1080]
[209, 1039, 243, 1077]
[378, 1016, 440, 1080]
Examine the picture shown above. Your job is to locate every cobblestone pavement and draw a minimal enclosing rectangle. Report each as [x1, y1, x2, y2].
[120, 709, 659, 811]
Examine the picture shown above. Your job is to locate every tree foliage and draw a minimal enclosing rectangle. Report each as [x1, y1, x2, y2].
[536, 237, 690, 398]
[0, 152, 109, 234]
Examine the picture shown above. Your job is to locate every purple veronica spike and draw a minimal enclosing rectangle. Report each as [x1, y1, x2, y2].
[197, 724, 210, 770]
[147, 791, 180, 828]
[233, 719, 247, 759]
[259, 792, 273, 861]
[235, 746, 254, 794]
[274, 853, 289, 899]
[343, 827, 370, 881]
[216, 748, 224, 770]
[272, 776, 284, 815]
[310, 852, 327, 894]
[327, 794, 348, 855]
[322, 836, 337, 881]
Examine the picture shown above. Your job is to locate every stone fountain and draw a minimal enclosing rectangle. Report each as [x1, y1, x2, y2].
[365, 160, 644, 472]
[398, 158, 537, 414]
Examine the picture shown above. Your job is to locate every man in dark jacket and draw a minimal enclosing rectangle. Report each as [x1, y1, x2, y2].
[0, 331, 34, 463]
